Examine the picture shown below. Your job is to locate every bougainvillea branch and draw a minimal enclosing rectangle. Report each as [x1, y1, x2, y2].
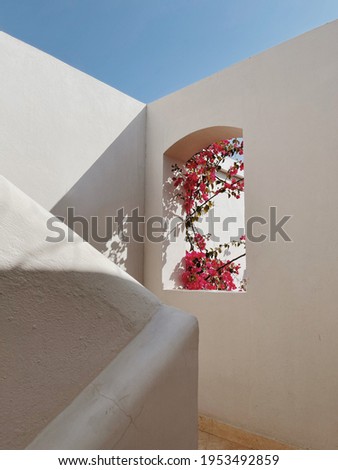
[171, 138, 246, 291]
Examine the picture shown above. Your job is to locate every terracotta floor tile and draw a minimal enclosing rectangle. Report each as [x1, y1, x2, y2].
[198, 431, 250, 450]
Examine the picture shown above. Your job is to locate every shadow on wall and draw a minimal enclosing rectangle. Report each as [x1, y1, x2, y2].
[0, 267, 158, 450]
[51, 109, 146, 283]
[162, 126, 243, 290]
[162, 155, 185, 289]
[102, 232, 129, 270]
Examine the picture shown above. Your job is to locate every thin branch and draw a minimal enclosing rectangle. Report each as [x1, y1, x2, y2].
[216, 252, 246, 272]
[205, 252, 246, 281]
[186, 177, 244, 221]
[190, 223, 204, 251]
[187, 191, 219, 220]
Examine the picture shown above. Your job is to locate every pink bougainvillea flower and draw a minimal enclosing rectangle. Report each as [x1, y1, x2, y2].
[171, 138, 245, 291]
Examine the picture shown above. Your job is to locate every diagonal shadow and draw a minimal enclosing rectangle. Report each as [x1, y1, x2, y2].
[0, 267, 158, 450]
[51, 109, 146, 283]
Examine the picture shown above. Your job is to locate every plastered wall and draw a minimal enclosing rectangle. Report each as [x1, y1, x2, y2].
[0, 176, 160, 449]
[145, 21, 338, 449]
[0, 32, 146, 281]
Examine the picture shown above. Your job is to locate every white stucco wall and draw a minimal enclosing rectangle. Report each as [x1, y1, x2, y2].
[27, 305, 198, 450]
[0, 32, 146, 281]
[51, 108, 147, 282]
[145, 20, 338, 449]
[0, 176, 198, 450]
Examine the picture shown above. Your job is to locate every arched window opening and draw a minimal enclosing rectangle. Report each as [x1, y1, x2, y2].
[162, 126, 246, 292]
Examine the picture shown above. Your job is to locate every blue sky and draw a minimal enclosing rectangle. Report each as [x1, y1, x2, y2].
[1, 0, 338, 102]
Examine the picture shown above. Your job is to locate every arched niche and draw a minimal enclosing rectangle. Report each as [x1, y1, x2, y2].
[162, 126, 245, 291]
[165, 126, 243, 162]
